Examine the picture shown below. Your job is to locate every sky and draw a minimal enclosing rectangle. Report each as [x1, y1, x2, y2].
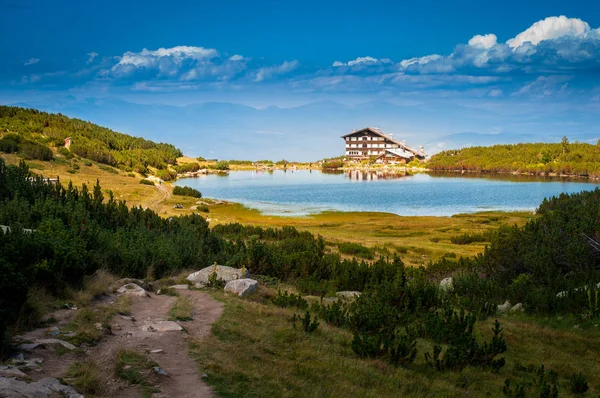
[1, 0, 600, 160]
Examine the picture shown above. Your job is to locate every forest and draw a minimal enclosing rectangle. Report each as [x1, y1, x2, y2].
[0, 106, 182, 174]
[428, 139, 600, 177]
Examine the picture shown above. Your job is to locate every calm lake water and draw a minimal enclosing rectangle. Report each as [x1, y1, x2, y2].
[174, 170, 600, 216]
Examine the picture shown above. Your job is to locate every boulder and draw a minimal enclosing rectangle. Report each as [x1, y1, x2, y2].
[439, 277, 453, 292]
[0, 377, 83, 398]
[186, 265, 249, 285]
[497, 300, 512, 313]
[224, 279, 258, 297]
[142, 321, 182, 332]
[117, 283, 149, 297]
[510, 303, 524, 312]
[336, 291, 361, 301]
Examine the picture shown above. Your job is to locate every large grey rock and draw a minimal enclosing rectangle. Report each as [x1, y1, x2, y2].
[117, 283, 149, 297]
[224, 279, 258, 297]
[336, 291, 361, 301]
[510, 303, 524, 312]
[142, 321, 183, 332]
[439, 277, 453, 292]
[19, 339, 76, 351]
[186, 265, 249, 285]
[169, 284, 189, 290]
[0, 377, 83, 398]
[497, 300, 512, 313]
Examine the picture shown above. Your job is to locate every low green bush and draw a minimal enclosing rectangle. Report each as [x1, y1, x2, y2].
[173, 186, 202, 198]
[139, 179, 154, 186]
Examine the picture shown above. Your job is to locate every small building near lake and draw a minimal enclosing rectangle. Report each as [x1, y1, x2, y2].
[341, 127, 426, 163]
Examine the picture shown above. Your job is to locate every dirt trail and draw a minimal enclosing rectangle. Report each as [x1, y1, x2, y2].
[17, 289, 223, 398]
[152, 183, 171, 208]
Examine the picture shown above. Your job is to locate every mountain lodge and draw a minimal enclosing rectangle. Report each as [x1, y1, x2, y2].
[341, 127, 426, 163]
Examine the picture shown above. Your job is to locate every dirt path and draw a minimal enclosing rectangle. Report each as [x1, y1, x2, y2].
[152, 183, 171, 208]
[16, 289, 223, 398]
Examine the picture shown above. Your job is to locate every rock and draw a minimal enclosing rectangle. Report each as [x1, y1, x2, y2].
[142, 321, 183, 332]
[186, 265, 249, 285]
[510, 303, 524, 312]
[0, 377, 83, 398]
[224, 279, 258, 297]
[336, 291, 361, 301]
[169, 284, 189, 290]
[321, 297, 339, 305]
[150, 349, 164, 354]
[153, 366, 169, 376]
[46, 326, 60, 337]
[439, 277, 453, 292]
[497, 300, 512, 313]
[116, 283, 149, 297]
[19, 339, 77, 351]
[11, 353, 24, 362]
[556, 290, 568, 298]
[201, 373, 208, 379]
[94, 322, 103, 331]
[120, 315, 135, 321]
[0, 365, 27, 378]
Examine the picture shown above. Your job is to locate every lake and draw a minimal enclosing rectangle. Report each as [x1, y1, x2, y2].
[174, 170, 600, 217]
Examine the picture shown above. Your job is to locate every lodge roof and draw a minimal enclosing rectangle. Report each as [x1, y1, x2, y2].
[384, 148, 413, 159]
[341, 127, 425, 157]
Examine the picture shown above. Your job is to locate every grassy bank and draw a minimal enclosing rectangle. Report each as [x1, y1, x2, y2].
[192, 290, 600, 397]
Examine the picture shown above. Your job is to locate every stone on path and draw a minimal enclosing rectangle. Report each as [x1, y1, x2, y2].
[19, 339, 76, 351]
[142, 320, 183, 332]
[186, 265, 249, 286]
[0, 366, 27, 378]
[117, 283, 149, 297]
[0, 377, 83, 398]
[510, 303, 524, 312]
[169, 284, 189, 290]
[224, 279, 258, 297]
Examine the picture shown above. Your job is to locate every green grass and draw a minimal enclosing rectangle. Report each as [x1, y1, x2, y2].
[65, 360, 105, 396]
[115, 349, 160, 398]
[191, 290, 600, 398]
[169, 296, 193, 321]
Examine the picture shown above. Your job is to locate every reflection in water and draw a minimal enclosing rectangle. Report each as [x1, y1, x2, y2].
[345, 170, 411, 181]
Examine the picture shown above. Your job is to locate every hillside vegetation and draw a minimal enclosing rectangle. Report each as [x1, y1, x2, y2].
[428, 139, 600, 177]
[0, 106, 182, 174]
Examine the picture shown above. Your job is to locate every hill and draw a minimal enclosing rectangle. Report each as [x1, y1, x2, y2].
[428, 140, 600, 177]
[0, 106, 182, 174]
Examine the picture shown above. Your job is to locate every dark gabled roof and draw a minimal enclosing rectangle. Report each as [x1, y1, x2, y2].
[341, 127, 426, 157]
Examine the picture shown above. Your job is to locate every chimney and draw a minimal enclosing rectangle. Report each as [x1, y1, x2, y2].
[420, 145, 424, 152]
[401, 140, 406, 146]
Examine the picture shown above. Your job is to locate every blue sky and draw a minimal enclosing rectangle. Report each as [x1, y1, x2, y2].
[1, 0, 600, 160]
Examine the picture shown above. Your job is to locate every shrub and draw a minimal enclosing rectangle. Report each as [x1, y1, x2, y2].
[291, 311, 319, 333]
[569, 372, 589, 394]
[337, 242, 375, 259]
[139, 179, 154, 186]
[196, 204, 210, 213]
[155, 169, 177, 181]
[173, 186, 202, 198]
[21, 142, 53, 161]
[58, 146, 74, 159]
[272, 290, 308, 310]
[83, 160, 93, 166]
[0, 134, 21, 153]
[322, 160, 344, 169]
[99, 165, 119, 174]
[450, 231, 492, 245]
[174, 163, 200, 173]
[215, 160, 229, 170]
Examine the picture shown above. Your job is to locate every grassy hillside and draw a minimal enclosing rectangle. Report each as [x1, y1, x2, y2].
[0, 106, 182, 174]
[428, 140, 600, 177]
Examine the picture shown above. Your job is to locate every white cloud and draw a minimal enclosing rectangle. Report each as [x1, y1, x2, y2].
[333, 56, 391, 67]
[468, 34, 497, 49]
[87, 52, 98, 63]
[507, 16, 592, 48]
[112, 46, 219, 76]
[253, 60, 299, 82]
[229, 54, 244, 61]
[488, 89, 503, 97]
[399, 54, 441, 69]
[24, 58, 39, 66]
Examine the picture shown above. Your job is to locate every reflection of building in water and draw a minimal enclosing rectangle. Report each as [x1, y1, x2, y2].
[341, 127, 426, 163]
[345, 170, 410, 181]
